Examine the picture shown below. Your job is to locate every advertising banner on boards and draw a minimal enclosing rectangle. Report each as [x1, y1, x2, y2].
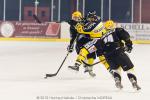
[0, 21, 61, 38]
[117, 23, 150, 41]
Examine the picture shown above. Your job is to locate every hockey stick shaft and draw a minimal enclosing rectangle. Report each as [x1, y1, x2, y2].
[54, 52, 70, 74]
[82, 59, 106, 67]
[82, 46, 125, 66]
[45, 34, 80, 78]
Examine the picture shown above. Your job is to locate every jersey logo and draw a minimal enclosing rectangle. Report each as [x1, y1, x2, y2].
[83, 20, 102, 32]
[84, 23, 96, 30]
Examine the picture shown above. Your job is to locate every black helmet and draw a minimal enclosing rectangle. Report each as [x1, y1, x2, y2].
[87, 11, 97, 19]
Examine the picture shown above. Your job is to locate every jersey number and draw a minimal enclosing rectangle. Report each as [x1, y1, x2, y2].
[103, 34, 114, 43]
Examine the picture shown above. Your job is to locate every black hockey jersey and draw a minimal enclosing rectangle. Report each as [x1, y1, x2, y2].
[67, 20, 90, 46]
[100, 28, 133, 56]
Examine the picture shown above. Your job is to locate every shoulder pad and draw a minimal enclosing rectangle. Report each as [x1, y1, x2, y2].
[116, 28, 124, 32]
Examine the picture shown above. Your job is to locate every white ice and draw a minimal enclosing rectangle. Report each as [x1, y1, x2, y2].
[0, 41, 149, 100]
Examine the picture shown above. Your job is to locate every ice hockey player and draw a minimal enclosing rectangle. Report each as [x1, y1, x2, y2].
[67, 11, 97, 77]
[100, 20, 141, 90]
[68, 11, 111, 76]
[69, 12, 141, 90]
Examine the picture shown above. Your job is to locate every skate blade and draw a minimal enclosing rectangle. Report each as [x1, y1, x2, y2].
[44, 74, 56, 79]
[116, 86, 123, 90]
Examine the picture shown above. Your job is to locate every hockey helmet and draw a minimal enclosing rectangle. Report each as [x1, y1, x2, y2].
[104, 20, 116, 30]
[72, 11, 82, 21]
[87, 11, 96, 18]
[86, 11, 99, 22]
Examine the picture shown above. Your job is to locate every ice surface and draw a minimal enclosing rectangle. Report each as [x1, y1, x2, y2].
[0, 41, 149, 100]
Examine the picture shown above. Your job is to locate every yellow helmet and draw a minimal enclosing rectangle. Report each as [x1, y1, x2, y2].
[72, 11, 82, 19]
[104, 20, 115, 29]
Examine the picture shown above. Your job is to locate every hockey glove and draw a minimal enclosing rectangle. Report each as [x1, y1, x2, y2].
[125, 43, 133, 53]
[124, 39, 133, 53]
[67, 45, 74, 53]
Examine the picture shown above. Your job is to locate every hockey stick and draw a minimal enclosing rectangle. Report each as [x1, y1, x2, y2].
[44, 52, 70, 78]
[45, 34, 79, 78]
[33, 14, 63, 78]
[32, 15, 79, 78]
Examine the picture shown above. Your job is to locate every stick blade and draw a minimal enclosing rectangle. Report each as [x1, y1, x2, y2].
[44, 74, 57, 79]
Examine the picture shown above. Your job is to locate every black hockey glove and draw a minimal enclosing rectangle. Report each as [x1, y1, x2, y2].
[125, 42, 133, 53]
[67, 45, 74, 53]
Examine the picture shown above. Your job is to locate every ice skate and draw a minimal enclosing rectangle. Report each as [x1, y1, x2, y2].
[84, 65, 96, 77]
[88, 70, 96, 77]
[130, 78, 141, 91]
[114, 77, 123, 89]
[68, 63, 80, 71]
